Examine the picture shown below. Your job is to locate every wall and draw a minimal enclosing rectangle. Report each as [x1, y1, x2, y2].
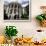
[0, 0, 46, 39]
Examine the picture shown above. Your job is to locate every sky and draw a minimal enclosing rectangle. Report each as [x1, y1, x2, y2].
[4, 0, 29, 7]
[4, 0, 29, 3]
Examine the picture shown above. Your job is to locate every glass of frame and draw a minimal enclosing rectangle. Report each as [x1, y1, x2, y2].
[4, 0, 30, 21]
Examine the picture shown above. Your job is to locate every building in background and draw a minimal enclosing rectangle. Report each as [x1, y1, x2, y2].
[4, 0, 29, 20]
[4, 2, 22, 20]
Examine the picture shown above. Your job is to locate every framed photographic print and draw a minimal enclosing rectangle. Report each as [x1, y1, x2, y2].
[4, 0, 30, 21]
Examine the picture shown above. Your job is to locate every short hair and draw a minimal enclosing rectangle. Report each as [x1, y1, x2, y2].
[40, 6, 46, 9]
